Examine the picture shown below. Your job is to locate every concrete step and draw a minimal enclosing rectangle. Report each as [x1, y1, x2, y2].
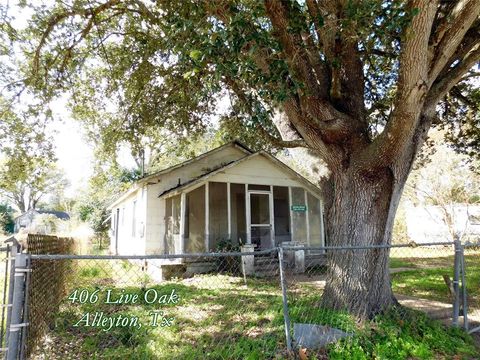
[254, 268, 279, 277]
[186, 261, 216, 274]
[254, 258, 277, 266]
[306, 255, 327, 267]
[307, 254, 326, 259]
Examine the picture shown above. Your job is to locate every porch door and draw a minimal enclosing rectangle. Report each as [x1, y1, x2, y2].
[248, 191, 273, 250]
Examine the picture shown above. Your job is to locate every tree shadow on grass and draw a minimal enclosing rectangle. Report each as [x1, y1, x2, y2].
[36, 277, 289, 359]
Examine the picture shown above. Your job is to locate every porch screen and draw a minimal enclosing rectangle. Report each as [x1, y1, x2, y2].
[209, 182, 228, 251]
[164, 195, 180, 254]
[291, 187, 307, 243]
[273, 186, 291, 245]
[230, 183, 246, 246]
[185, 185, 206, 253]
[307, 193, 323, 247]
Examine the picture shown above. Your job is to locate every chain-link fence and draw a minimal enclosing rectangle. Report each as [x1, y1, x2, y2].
[3, 239, 480, 359]
[25, 235, 75, 358]
[27, 250, 283, 359]
[462, 243, 480, 334]
[280, 243, 465, 358]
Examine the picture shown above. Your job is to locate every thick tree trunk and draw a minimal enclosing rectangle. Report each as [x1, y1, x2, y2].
[320, 166, 404, 318]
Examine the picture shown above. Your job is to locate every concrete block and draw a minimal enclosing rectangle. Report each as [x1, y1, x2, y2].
[293, 323, 352, 349]
[241, 244, 255, 275]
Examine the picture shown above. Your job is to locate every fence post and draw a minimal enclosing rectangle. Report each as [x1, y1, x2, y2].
[460, 245, 468, 331]
[452, 239, 461, 327]
[7, 253, 27, 360]
[278, 247, 292, 352]
[5, 245, 17, 348]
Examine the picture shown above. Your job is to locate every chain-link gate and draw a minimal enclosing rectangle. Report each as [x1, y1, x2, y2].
[0, 237, 27, 360]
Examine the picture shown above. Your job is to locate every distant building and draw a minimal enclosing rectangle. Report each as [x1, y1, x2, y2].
[14, 209, 70, 234]
[405, 204, 480, 243]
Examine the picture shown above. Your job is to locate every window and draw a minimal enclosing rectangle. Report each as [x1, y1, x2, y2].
[469, 214, 480, 225]
[132, 201, 137, 237]
[112, 212, 117, 235]
[165, 195, 181, 237]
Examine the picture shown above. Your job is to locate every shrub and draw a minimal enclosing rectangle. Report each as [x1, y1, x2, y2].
[215, 238, 241, 275]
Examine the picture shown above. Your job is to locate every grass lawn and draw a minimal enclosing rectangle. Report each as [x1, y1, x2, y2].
[30, 259, 480, 359]
[390, 249, 480, 309]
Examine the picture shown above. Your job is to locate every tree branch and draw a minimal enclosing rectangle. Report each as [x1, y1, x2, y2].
[33, 0, 122, 76]
[450, 85, 479, 109]
[428, 0, 480, 85]
[264, 0, 323, 98]
[255, 124, 307, 148]
[354, 0, 438, 170]
[428, 45, 480, 106]
[461, 71, 480, 80]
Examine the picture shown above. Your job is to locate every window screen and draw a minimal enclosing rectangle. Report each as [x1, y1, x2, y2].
[209, 182, 228, 250]
[185, 185, 206, 253]
[273, 186, 291, 245]
[291, 187, 307, 243]
[307, 193, 322, 246]
[230, 184, 246, 246]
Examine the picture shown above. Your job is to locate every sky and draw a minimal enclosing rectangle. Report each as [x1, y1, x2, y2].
[49, 118, 94, 195]
[4, 3, 138, 196]
[47, 97, 139, 195]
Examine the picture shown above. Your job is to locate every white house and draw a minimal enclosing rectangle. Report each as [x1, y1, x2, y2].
[14, 209, 70, 234]
[405, 204, 480, 243]
[108, 141, 325, 255]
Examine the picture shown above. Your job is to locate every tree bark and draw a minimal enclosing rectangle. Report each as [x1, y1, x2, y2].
[320, 165, 403, 318]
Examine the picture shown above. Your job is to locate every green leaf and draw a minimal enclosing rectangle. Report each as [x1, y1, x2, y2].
[189, 50, 202, 61]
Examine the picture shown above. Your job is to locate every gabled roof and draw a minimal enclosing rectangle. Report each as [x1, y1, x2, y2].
[107, 141, 252, 209]
[37, 210, 70, 220]
[157, 150, 323, 199]
[139, 140, 252, 184]
[15, 209, 70, 221]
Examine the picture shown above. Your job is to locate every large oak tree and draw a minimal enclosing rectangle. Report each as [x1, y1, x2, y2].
[2, 0, 480, 317]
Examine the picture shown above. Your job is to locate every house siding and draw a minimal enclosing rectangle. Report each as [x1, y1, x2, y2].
[111, 188, 146, 255]
[209, 155, 306, 188]
[113, 145, 248, 255]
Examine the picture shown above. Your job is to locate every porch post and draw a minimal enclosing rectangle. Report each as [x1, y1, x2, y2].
[270, 185, 275, 247]
[205, 182, 209, 252]
[246, 184, 251, 245]
[319, 199, 326, 247]
[180, 192, 186, 254]
[227, 182, 231, 240]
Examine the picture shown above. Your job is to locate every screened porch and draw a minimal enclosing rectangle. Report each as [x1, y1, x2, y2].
[163, 182, 324, 254]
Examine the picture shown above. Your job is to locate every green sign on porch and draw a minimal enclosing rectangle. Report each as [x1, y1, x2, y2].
[291, 205, 307, 212]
